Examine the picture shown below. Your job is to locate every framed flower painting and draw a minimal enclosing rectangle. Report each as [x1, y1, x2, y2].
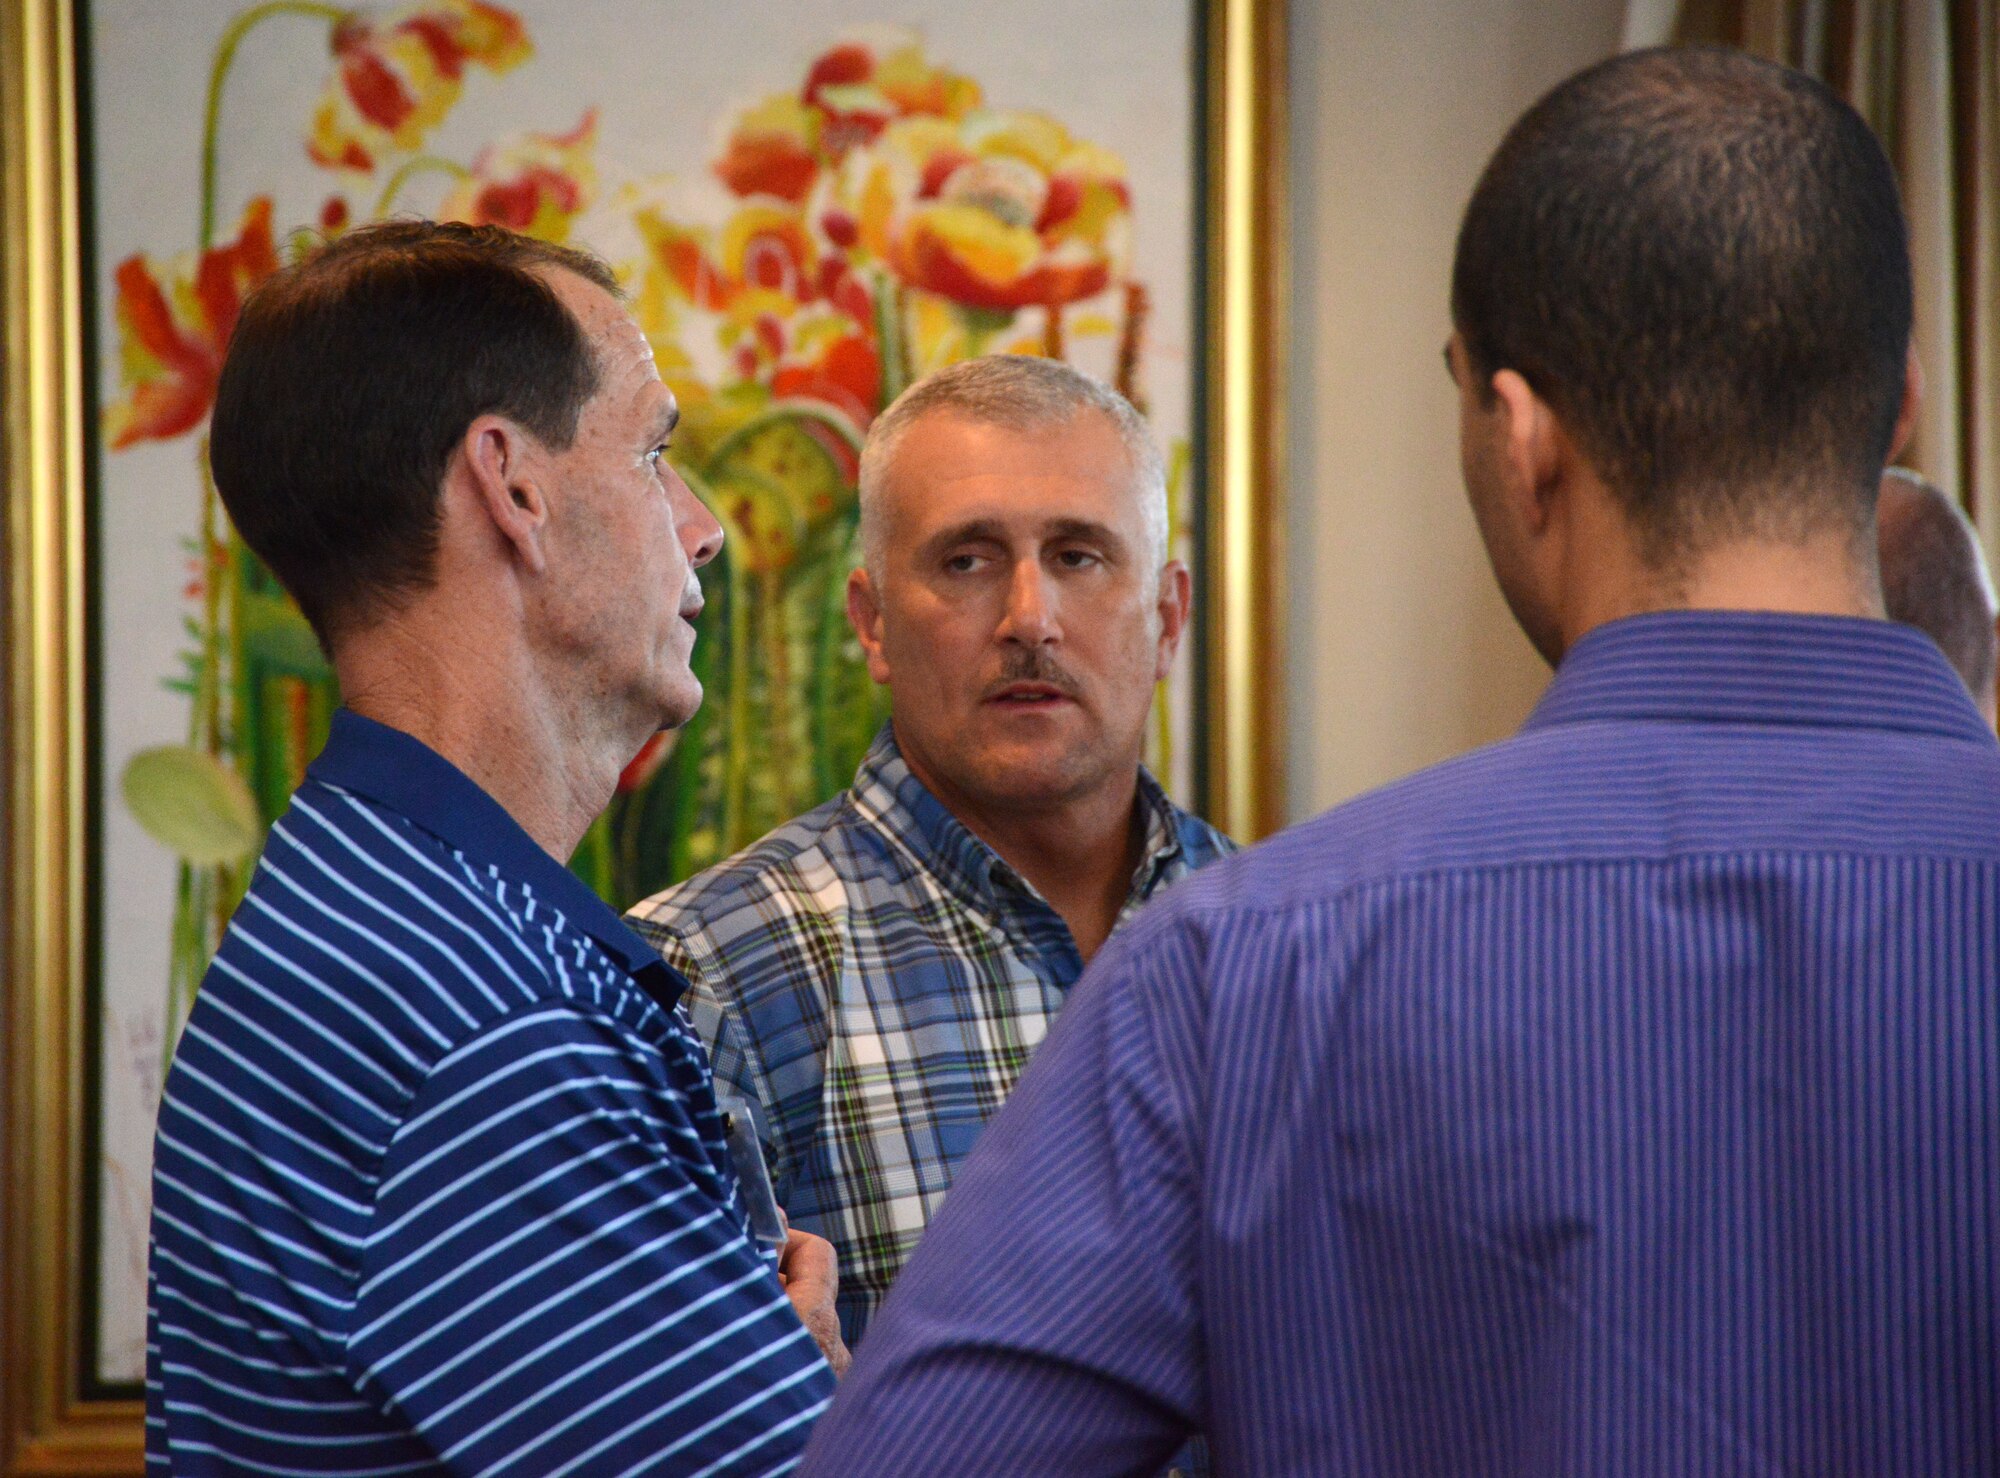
[1, 0, 1284, 1467]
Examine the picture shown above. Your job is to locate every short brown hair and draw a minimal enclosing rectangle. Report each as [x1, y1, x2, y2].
[1452, 47, 1912, 568]
[209, 220, 619, 647]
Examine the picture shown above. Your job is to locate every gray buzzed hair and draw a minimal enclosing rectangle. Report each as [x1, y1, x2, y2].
[857, 355, 1168, 582]
[1878, 468, 1999, 702]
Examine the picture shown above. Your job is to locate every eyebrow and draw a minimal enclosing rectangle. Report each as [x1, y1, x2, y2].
[649, 402, 680, 444]
[916, 516, 1129, 563]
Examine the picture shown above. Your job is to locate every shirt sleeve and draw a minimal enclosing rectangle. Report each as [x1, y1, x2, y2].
[797, 905, 1212, 1476]
[348, 1002, 834, 1476]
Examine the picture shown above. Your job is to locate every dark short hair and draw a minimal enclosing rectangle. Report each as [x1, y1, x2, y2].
[1878, 470, 1999, 699]
[209, 220, 619, 646]
[1451, 46, 1913, 566]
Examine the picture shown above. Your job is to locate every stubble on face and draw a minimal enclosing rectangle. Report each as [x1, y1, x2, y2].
[863, 411, 1177, 821]
[533, 269, 708, 733]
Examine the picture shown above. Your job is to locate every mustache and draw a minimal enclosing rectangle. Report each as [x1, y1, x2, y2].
[981, 649, 1082, 701]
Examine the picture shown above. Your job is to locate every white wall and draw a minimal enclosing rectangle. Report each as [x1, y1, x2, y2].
[1285, 0, 1628, 821]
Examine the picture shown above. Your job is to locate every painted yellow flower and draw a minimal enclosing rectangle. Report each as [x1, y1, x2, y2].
[308, 0, 530, 174]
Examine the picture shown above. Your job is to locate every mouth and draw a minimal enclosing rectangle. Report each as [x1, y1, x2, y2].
[985, 681, 1075, 709]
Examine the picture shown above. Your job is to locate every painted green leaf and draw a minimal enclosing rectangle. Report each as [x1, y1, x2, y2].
[706, 408, 858, 538]
[238, 589, 330, 675]
[121, 745, 263, 864]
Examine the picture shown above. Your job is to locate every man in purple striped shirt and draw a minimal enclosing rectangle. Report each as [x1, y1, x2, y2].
[800, 47, 2000, 1476]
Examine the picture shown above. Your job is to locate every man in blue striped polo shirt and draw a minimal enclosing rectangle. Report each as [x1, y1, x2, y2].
[146, 222, 844, 1475]
[801, 47, 2000, 1475]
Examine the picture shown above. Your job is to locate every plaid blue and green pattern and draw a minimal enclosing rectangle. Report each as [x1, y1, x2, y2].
[626, 725, 1233, 1343]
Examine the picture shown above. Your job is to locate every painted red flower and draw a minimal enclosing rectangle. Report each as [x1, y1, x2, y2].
[852, 114, 1132, 314]
[641, 203, 820, 315]
[441, 109, 597, 242]
[105, 197, 278, 450]
[709, 36, 981, 206]
[802, 40, 980, 159]
[308, 0, 531, 173]
[773, 327, 881, 432]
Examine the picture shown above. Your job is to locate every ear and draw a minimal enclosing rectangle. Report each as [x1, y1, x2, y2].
[846, 567, 891, 685]
[1489, 367, 1562, 534]
[457, 413, 551, 576]
[1152, 559, 1192, 680]
[1887, 340, 1924, 464]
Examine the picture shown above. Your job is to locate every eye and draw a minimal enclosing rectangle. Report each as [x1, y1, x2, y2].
[943, 551, 988, 574]
[1054, 547, 1102, 570]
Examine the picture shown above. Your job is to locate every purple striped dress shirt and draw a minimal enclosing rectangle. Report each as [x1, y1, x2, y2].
[800, 610, 2000, 1476]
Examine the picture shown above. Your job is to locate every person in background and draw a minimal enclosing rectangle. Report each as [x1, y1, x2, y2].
[798, 47, 2000, 1476]
[626, 355, 1233, 1346]
[147, 221, 845, 1477]
[1878, 466, 1998, 725]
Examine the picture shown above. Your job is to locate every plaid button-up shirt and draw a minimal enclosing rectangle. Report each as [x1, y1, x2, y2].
[626, 725, 1235, 1343]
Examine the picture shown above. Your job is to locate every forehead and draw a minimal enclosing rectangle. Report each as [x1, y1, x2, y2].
[538, 266, 662, 405]
[879, 410, 1146, 537]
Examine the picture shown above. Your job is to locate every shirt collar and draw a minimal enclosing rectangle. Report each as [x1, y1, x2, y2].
[306, 709, 686, 1001]
[849, 724, 1189, 916]
[1523, 610, 1998, 744]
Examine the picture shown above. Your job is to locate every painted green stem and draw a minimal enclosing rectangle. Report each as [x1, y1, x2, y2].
[372, 154, 473, 218]
[872, 270, 906, 406]
[679, 465, 754, 852]
[200, 0, 348, 247]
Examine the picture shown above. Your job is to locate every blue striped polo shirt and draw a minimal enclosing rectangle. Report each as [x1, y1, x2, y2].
[801, 611, 2000, 1475]
[146, 710, 834, 1476]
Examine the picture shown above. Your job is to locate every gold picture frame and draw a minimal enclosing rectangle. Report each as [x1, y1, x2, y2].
[0, 1, 1284, 1468]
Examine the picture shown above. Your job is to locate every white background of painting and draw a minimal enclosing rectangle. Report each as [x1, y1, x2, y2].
[87, 0, 1195, 1381]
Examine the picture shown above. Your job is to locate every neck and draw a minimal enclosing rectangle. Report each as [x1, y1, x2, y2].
[1555, 490, 1882, 658]
[895, 731, 1147, 963]
[332, 611, 633, 863]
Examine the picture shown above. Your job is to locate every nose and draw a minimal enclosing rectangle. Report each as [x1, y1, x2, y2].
[669, 465, 725, 569]
[996, 559, 1059, 646]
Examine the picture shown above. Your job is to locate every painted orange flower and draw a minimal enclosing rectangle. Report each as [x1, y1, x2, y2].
[308, 0, 530, 173]
[714, 95, 822, 203]
[106, 197, 278, 450]
[441, 109, 597, 242]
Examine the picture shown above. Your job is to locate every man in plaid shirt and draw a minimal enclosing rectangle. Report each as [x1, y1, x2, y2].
[628, 356, 1234, 1346]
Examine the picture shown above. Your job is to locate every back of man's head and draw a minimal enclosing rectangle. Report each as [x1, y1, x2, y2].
[210, 220, 618, 649]
[1878, 469, 1999, 718]
[1452, 46, 1912, 568]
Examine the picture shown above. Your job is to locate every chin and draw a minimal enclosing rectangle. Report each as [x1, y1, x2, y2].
[966, 748, 1103, 809]
[652, 678, 704, 733]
